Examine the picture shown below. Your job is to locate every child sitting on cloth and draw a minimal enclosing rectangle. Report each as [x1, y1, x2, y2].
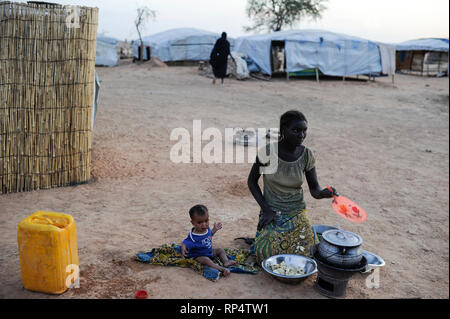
[181, 204, 236, 276]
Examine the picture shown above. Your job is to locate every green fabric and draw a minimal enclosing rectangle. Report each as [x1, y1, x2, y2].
[289, 68, 323, 77]
[253, 209, 316, 263]
[258, 142, 316, 213]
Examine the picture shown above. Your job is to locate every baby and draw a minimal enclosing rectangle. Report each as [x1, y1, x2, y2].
[181, 204, 236, 276]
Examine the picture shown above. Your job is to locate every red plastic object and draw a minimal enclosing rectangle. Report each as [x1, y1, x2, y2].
[135, 290, 148, 299]
[327, 186, 367, 223]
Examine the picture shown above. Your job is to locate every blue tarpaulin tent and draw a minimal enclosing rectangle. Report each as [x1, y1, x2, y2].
[234, 29, 386, 77]
[132, 28, 234, 62]
[396, 38, 449, 52]
[96, 36, 119, 67]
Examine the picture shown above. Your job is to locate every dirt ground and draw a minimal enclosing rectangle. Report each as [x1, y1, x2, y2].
[1, 59, 448, 299]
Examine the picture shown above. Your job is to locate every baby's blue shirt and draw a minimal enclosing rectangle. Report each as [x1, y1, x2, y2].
[182, 228, 214, 258]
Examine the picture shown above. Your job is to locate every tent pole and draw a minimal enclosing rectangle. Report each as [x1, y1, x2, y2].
[421, 53, 424, 76]
[315, 68, 319, 82]
[286, 72, 289, 81]
[438, 52, 441, 74]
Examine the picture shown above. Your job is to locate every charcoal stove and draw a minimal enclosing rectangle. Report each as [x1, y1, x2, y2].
[311, 244, 368, 298]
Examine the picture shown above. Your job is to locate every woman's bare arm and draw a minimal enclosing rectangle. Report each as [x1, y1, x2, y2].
[305, 167, 335, 199]
[248, 158, 277, 231]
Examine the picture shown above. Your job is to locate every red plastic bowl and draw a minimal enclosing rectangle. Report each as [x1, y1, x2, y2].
[135, 290, 148, 299]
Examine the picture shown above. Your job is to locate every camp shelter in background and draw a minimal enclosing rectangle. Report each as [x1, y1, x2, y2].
[376, 42, 396, 80]
[395, 38, 449, 76]
[96, 35, 119, 67]
[233, 29, 395, 81]
[132, 28, 234, 64]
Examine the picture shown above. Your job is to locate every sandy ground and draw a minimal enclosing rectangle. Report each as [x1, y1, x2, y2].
[1, 59, 448, 299]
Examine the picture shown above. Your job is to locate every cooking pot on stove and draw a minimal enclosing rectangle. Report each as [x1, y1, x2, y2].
[317, 230, 363, 268]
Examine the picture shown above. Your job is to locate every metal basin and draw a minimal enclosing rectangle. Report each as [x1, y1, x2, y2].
[262, 254, 318, 285]
[361, 250, 385, 273]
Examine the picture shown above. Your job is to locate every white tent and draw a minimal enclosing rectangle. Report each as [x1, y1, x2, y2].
[377, 42, 396, 76]
[132, 28, 234, 62]
[96, 36, 119, 67]
[234, 29, 393, 77]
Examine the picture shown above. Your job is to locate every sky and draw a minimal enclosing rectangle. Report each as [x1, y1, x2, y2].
[6, 0, 450, 43]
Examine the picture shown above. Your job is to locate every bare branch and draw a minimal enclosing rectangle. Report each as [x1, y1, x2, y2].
[135, 5, 157, 61]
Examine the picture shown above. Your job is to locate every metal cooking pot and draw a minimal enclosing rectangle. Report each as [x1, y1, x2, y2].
[317, 229, 363, 268]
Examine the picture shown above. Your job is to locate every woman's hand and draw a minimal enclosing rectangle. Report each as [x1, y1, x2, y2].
[320, 186, 338, 198]
[257, 208, 277, 232]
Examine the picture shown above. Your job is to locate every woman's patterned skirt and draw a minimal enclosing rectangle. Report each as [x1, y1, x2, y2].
[253, 209, 316, 263]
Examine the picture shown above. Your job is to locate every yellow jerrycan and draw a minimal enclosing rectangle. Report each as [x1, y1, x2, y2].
[17, 211, 79, 294]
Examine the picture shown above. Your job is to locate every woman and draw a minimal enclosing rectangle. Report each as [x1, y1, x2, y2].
[247, 110, 337, 263]
[210, 32, 231, 85]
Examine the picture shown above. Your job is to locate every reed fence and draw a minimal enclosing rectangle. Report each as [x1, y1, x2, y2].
[0, 1, 98, 194]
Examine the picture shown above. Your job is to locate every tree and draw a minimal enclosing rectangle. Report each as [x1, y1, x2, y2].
[244, 0, 327, 33]
[135, 6, 156, 61]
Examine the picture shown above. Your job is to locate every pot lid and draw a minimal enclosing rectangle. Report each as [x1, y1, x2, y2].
[322, 230, 363, 247]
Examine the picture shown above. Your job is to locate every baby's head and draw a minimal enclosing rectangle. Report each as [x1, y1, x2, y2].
[189, 204, 209, 233]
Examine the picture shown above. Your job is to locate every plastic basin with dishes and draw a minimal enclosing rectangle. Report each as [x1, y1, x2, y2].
[261, 254, 318, 285]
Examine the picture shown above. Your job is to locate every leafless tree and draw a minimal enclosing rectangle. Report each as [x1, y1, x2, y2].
[135, 6, 156, 61]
